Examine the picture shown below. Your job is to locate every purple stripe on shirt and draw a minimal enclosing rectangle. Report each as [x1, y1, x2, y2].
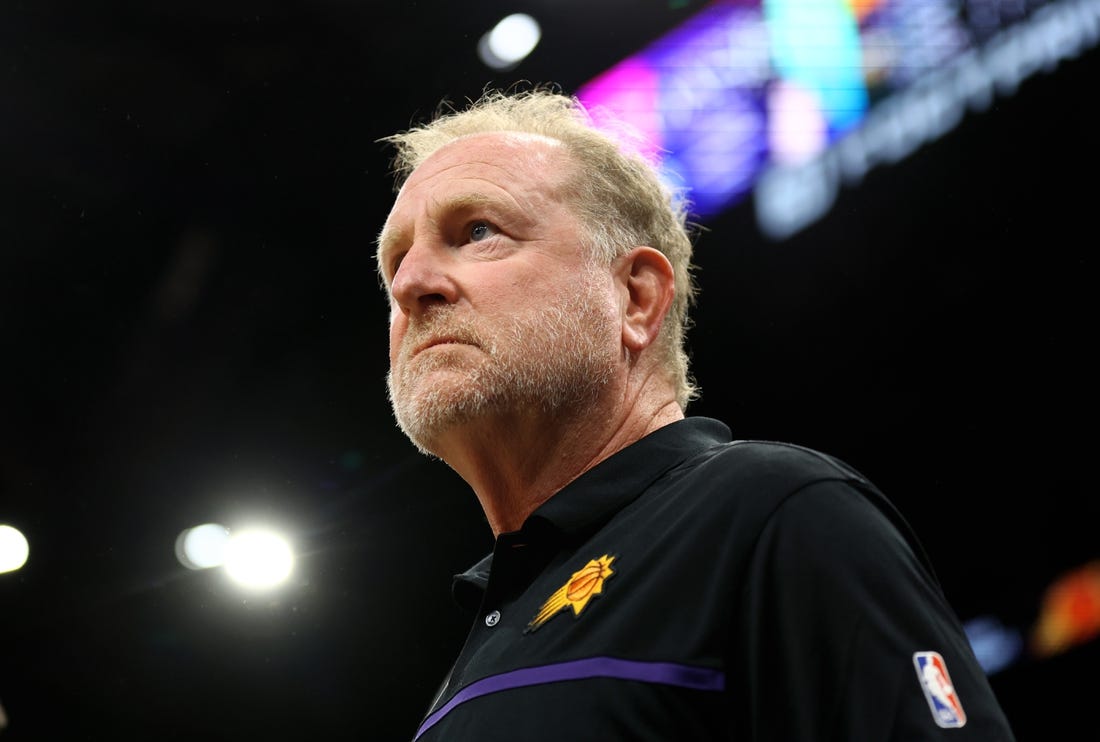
[413, 656, 725, 740]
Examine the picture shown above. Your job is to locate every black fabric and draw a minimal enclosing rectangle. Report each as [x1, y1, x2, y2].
[418, 417, 1016, 741]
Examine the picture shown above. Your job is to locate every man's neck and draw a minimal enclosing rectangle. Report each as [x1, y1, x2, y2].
[434, 394, 683, 537]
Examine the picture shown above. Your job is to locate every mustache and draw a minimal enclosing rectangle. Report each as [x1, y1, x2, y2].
[400, 307, 487, 359]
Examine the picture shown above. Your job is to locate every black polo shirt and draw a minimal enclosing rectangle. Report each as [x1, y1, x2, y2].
[412, 417, 1016, 740]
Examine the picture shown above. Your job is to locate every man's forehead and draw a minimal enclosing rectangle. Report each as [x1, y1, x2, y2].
[385, 132, 569, 221]
[408, 131, 566, 182]
[376, 132, 572, 260]
[449, 130, 564, 152]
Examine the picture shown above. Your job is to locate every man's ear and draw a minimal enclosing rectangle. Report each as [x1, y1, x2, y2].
[615, 246, 675, 354]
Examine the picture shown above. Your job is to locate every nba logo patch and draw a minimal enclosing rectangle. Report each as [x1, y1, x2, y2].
[913, 651, 967, 728]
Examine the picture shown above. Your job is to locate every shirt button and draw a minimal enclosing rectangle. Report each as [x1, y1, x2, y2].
[485, 610, 501, 627]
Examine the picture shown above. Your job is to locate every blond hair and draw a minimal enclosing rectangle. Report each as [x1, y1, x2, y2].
[380, 86, 700, 409]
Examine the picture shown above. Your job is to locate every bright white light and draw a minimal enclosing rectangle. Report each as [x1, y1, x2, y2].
[478, 13, 541, 70]
[223, 529, 294, 590]
[489, 14, 540, 62]
[175, 523, 231, 570]
[0, 524, 29, 574]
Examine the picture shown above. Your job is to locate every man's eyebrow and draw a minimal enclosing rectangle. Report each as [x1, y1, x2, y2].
[376, 191, 523, 271]
[442, 191, 498, 213]
[441, 191, 535, 230]
[376, 223, 407, 276]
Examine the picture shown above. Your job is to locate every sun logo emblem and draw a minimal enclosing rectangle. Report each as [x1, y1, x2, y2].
[526, 554, 616, 633]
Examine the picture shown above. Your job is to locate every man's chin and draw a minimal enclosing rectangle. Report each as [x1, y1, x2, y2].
[389, 376, 490, 442]
[391, 401, 480, 459]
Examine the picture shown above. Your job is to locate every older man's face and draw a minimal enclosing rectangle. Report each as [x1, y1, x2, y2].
[378, 133, 621, 452]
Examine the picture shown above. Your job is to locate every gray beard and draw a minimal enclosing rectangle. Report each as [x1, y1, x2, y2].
[387, 283, 618, 457]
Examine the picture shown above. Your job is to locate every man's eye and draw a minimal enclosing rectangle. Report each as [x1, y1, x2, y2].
[469, 221, 495, 242]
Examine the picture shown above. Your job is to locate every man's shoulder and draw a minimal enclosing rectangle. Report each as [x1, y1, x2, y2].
[652, 433, 930, 571]
[677, 436, 873, 493]
[639, 418, 871, 492]
[640, 434, 897, 543]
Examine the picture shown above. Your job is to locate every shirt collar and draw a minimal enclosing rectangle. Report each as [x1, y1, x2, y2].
[452, 417, 732, 608]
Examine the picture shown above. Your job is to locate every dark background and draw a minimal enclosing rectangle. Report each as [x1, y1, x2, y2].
[1, 1, 1096, 739]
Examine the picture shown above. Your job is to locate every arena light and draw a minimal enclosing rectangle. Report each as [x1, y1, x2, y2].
[223, 528, 295, 590]
[175, 522, 231, 570]
[478, 13, 541, 70]
[1031, 560, 1100, 658]
[963, 615, 1024, 675]
[0, 524, 30, 574]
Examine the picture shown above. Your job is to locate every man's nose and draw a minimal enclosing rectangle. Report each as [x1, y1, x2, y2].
[389, 242, 458, 314]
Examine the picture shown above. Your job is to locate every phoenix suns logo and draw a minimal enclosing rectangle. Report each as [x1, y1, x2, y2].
[526, 554, 616, 633]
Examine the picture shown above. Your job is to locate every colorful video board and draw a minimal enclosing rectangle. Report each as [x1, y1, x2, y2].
[576, 0, 1099, 239]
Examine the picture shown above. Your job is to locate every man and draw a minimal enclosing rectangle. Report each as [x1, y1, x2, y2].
[376, 87, 1016, 740]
